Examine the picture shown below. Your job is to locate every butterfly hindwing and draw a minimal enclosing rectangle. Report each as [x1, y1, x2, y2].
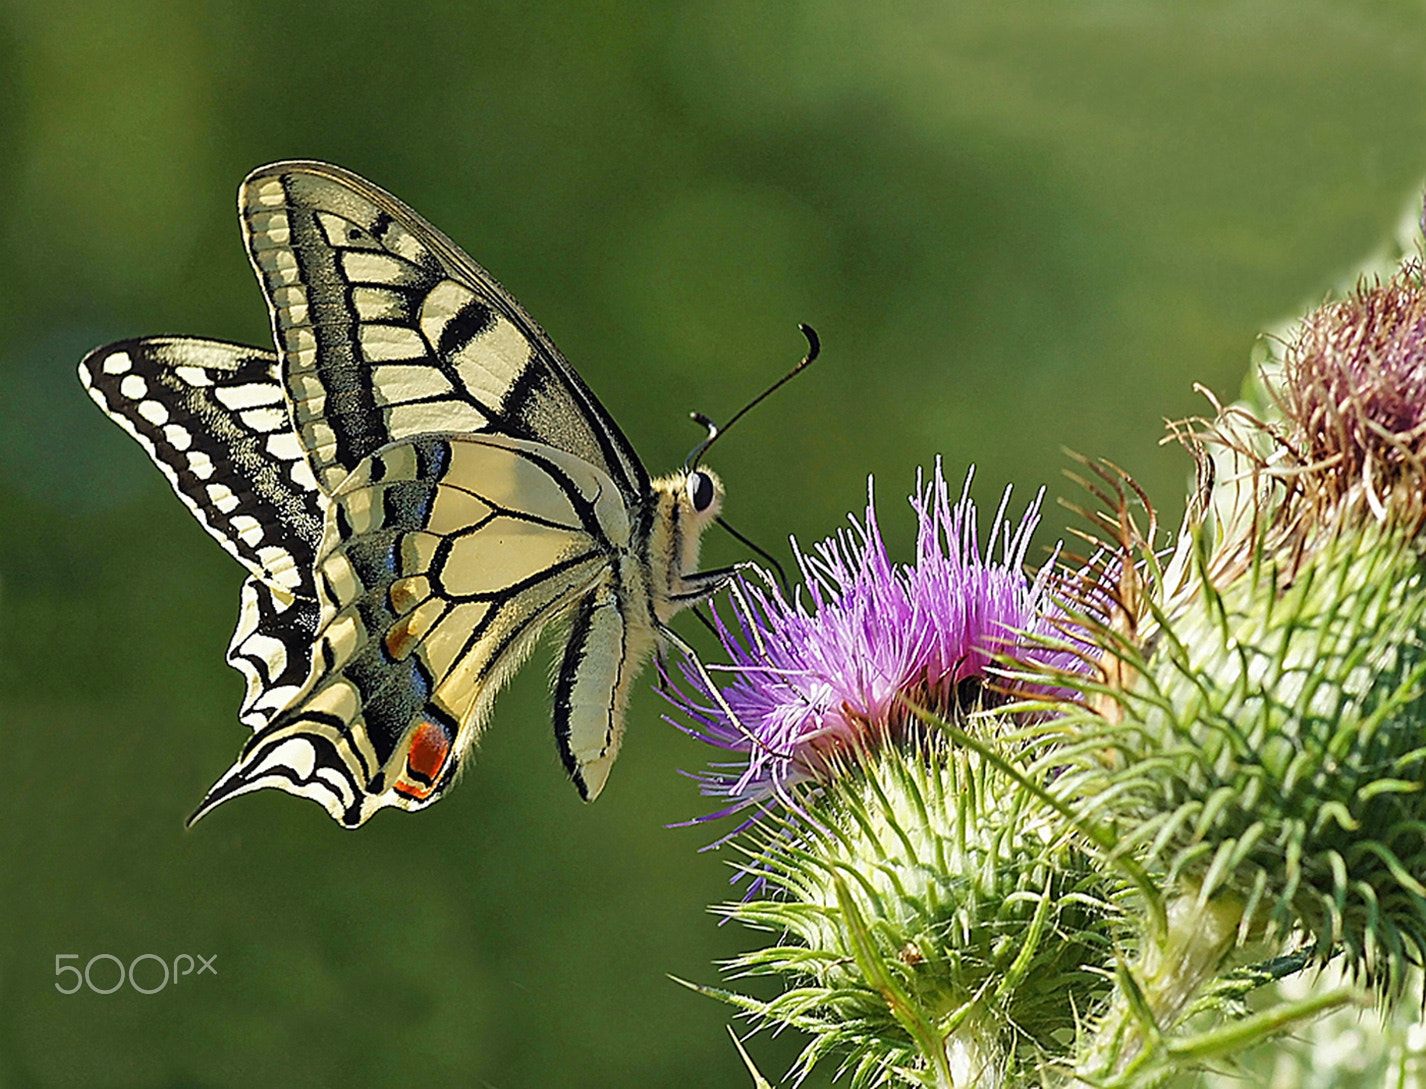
[79, 337, 326, 729]
[238, 161, 650, 504]
[553, 583, 647, 803]
[189, 433, 636, 826]
[226, 575, 321, 730]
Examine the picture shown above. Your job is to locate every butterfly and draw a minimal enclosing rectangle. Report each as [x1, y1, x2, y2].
[79, 160, 745, 828]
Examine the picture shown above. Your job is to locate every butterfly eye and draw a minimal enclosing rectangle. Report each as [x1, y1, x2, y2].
[688, 470, 716, 513]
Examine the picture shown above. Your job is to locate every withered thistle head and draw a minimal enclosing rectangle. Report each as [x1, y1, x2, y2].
[1277, 259, 1426, 529]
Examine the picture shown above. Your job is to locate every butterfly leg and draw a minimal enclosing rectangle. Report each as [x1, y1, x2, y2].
[666, 561, 754, 608]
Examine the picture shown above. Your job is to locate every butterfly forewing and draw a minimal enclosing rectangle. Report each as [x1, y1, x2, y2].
[189, 434, 636, 826]
[79, 337, 326, 728]
[239, 161, 650, 503]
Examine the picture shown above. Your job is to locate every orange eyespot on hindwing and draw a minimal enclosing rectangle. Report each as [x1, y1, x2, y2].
[395, 719, 454, 802]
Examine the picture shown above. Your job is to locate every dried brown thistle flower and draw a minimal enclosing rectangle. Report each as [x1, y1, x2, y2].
[1277, 259, 1426, 528]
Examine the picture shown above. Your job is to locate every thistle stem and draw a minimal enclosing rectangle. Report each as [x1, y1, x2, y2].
[1075, 884, 1246, 1081]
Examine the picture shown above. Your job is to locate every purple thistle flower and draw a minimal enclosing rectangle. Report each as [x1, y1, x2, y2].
[668, 460, 1079, 820]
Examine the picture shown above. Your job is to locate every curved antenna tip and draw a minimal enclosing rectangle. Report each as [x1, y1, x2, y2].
[685, 322, 822, 469]
[797, 322, 821, 364]
[684, 412, 720, 470]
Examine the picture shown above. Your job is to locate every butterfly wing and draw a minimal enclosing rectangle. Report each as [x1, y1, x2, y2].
[78, 337, 325, 727]
[189, 434, 636, 827]
[238, 160, 650, 503]
[87, 164, 676, 827]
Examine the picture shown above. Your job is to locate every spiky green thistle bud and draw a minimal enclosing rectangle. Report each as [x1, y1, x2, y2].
[690, 740, 1120, 1089]
[1038, 261, 1426, 1080]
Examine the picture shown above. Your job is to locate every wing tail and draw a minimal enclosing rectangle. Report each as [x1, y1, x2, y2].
[187, 720, 372, 828]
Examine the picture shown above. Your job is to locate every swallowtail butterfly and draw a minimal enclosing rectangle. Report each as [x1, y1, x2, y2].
[80, 161, 737, 828]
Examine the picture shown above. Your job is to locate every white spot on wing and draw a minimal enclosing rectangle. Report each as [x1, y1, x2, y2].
[102, 352, 133, 376]
[256, 247, 299, 275]
[289, 458, 321, 493]
[249, 178, 287, 208]
[138, 400, 169, 426]
[239, 407, 287, 433]
[256, 545, 302, 591]
[187, 450, 215, 480]
[266, 430, 304, 461]
[248, 210, 291, 247]
[206, 482, 239, 513]
[303, 420, 337, 454]
[283, 327, 316, 353]
[287, 372, 325, 402]
[230, 514, 264, 547]
[271, 284, 307, 309]
[215, 383, 282, 411]
[163, 424, 193, 452]
[119, 374, 147, 400]
[172, 366, 214, 387]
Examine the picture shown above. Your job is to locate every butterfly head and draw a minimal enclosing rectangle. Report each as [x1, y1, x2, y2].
[669, 465, 724, 549]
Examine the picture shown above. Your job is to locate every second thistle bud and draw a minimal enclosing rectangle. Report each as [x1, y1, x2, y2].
[1052, 259, 1426, 1060]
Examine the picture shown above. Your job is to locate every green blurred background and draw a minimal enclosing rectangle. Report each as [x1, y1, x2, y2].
[2, 2, 1426, 1086]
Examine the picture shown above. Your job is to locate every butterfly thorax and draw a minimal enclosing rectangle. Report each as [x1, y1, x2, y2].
[645, 467, 724, 626]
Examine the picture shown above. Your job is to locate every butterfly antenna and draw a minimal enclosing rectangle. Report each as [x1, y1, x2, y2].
[685, 322, 820, 471]
[716, 516, 789, 594]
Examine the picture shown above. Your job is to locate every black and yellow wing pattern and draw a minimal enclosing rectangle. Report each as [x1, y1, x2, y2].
[82, 162, 729, 827]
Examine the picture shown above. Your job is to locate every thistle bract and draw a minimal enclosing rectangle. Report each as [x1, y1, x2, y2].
[1065, 523, 1426, 995]
[707, 742, 1120, 1089]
